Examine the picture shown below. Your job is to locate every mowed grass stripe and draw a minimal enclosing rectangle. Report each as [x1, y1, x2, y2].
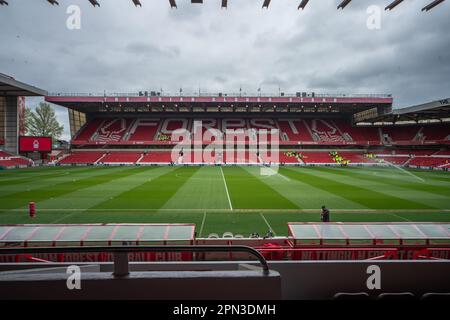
[223, 166, 298, 209]
[0, 166, 78, 177]
[0, 166, 103, 187]
[245, 166, 367, 210]
[327, 166, 450, 198]
[0, 167, 135, 209]
[0, 166, 123, 198]
[92, 166, 199, 210]
[39, 166, 169, 210]
[0, 167, 166, 224]
[306, 166, 447, 209]
[0, 167, 142, 210]
[0, 210, 204, 226]
[285, 167, 433, 209]
[359, 166, 450, 183]
[161, 166, 230, 210]
[200, 212, 268, 237]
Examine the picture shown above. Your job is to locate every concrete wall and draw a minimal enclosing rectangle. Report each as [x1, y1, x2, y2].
[0, 269, 281, 300]
[0, 260, 449, 299]
[4, 96, 18, 154]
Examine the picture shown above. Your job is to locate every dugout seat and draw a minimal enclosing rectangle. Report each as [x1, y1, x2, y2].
[333, 292, 370, 300]
[377, 292, 416, 300]
[207, 233, 219, 239]
[222, 232, 234, 238]
[421, 293, 450, 301]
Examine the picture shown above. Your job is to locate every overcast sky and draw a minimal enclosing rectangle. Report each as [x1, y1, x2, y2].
[1, 0, 449, 140]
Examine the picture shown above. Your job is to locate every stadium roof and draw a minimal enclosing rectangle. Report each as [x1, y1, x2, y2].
[0, 73, 47, 97]
[45, 92, 393, 114]
[356, 97, 450, 124]
[0, 0, 447, 12]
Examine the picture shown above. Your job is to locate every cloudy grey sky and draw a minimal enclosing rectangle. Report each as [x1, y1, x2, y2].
[1, 0, 449, 140]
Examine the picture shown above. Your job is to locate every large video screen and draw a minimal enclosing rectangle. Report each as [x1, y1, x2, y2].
[19, 136, 52, 153]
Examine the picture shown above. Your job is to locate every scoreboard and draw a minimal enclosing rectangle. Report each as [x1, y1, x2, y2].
[19, 136, 52, 153]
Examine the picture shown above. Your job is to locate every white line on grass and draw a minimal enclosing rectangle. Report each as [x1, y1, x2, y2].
[259, 212, 276, 235]
[276, 172, 290, 182]
[388, 212, 412, 222]
[199, 212, 207, 237]
[220, 166, 233, 210]
[3, 208, 450, 213]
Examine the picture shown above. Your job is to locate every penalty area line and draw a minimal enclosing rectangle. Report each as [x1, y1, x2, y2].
[220, 166, 233, 210]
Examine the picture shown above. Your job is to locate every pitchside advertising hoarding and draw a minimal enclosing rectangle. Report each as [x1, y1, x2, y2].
[19, 136, 52, 153]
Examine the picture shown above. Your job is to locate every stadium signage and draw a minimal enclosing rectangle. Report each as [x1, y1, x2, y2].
[1, 248, 448, 263]
[19, 136, 52, 153]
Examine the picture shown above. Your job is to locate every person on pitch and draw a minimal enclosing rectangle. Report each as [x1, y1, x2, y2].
[321, 205, 330, 222]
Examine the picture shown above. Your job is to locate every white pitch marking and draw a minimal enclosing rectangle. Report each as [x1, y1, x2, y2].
[388, 212, 412, 222]
[259, 212, 276, 235]
[220, 166, 233, 210]
[199, 212, 207, 237]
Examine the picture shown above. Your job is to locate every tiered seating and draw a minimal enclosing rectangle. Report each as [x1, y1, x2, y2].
[434, 150, 450, 156]
[306, 119, 349, 143]
[0, 157, 32, 167]
[128, 119, 160, 142]
[90, 118, 134, 143]
[301, 152, 333, 164]
[376, 156, 409, 166]
[337, 152, 375, 163]
[392, 149, 435, 156]
[223, 150, 257, 164]
[138, 152, 173, 163]
[0, 150, 33, 167]
[278, 152, 302, 163]
[0, 150, 12, 158]
[58, 152, 105, 164]
[278, 120, 313, 142]
[72, 117, 449, 147]
[0, 159, 19, 167]
[337, 121, 380, 142]
[100, 152, 142, 164]
[381, 126, 420, 142]
[420, 124, 450, 141]
[74, 118, 103, 141]
[409, 157, 450, 167]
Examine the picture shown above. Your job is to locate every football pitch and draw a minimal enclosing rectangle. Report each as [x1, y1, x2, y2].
[0, 165, 449, 236]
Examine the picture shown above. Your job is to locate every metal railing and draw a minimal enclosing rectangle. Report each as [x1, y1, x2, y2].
[47, 92, 392, 99]
[0, 245, 270, 276]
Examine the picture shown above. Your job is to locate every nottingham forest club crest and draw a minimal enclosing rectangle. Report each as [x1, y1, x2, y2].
[33, 139, 40, 150]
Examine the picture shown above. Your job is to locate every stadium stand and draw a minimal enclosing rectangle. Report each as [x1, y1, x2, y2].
[0, 149, 34, 168]
[301, 152, 333, 164]
[73, 118, 104, 141]
[0, 150, 11, 158]
[409, 156, 450, 167]
[376, 156, 410, 166]
[70, 116, 450, 151]
[58, 151, 106, 164]
[138, 151, 173, 164]
[40, 93, 450, 170]
[100, 151, 143, 164]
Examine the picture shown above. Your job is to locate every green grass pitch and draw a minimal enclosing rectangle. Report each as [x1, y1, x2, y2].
[0, 165, 449, 236]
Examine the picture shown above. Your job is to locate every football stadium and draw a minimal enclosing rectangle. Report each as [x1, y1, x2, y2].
[0, 0, 450, 305]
